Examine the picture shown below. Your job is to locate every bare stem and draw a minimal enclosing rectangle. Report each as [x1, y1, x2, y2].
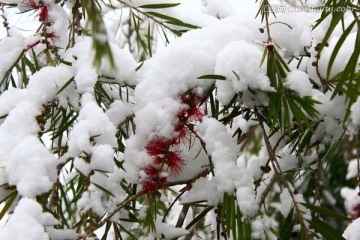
[255, 109, 312, 239]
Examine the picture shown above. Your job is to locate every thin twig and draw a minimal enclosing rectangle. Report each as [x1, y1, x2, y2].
[162, 191, 186, 222]
[93, 190, 146, 232]
[258, 173, 278, 207]
[117, 113, 135, 129]
[0, 4, 10, 37]
[175, 204, 190, 228]
[255, 109, 312, 239]
[185, 206, 213, 230]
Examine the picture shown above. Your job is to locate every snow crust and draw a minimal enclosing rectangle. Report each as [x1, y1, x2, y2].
[0, 36, 24, 82]
[0, 198, 58, 240]
[0, 0, 359, 239]
[343, 218, 360, 240]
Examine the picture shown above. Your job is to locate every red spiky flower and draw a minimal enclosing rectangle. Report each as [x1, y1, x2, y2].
[140, 91, 207, 192]
[141, 180, 157, 193]
[38, 5, 49, 22]
[25, 0, 39, 9]
[167, 151, 184, 174]
[179, 93, 204, 122]
[26, 41, 41, 51]
[145, 138, 169, 156]
[143, 165, 158, 177]
[46, 32, 58, 42]
[172, 123, 190, 144]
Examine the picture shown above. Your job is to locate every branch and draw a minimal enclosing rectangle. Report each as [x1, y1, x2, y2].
[258, 173, 278, 207]
[255, 109, 312, 239]
[185, 206, 213, 230]
[117, 113, 135, 129]
[91, 190, 146, 233]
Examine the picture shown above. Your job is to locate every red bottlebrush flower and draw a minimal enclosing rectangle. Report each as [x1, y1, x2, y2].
[153, 155, 163, 165]
[186, 106, 203, 122]
[159, 177, 167, 185]
[143, 165, 158, 177]
[141, 180, 157, 192]
[167, 151, 184, 174]
[266, 44, 274, 51]
[172, 123, 190, 144]
[26, 41, 41, 51]
[38, 6, 49, 22]
[25, 0, 39, 9]
[145, 138, 169, 156]
[46, 32, 58, 42]
[179, 93, 204, 122]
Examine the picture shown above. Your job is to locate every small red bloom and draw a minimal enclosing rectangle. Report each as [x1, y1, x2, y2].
[266, 44, 274, 51]
[141, 180, 157, 192]
[186, 106, 203, 122]
[159, 177, 167, 185]
[46, 32, 58, 42]
[38, 5, 48, 22]
[171, 123, 190, 144]
[25, 0, 39, 9]
[145, 138, 169, 156]
[168, 151, 184, 174]
[26, 41, 41, 50]
[179, 93, 204, 122]
[143, 165, 158, 176]
[153, 155, 163, 165]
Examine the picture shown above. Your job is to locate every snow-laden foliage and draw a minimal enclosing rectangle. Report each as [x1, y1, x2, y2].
[0, 0, 359, 239]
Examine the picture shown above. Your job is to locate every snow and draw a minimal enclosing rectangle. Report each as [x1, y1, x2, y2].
[312, 91, 347, 142]
[77, 184, 108, 215]
[285, 70, 313, 97]
[90, 144, 115, 172]
[0, 198, 58, 240]
[236, 186, 258, 217]
[0, 36, 24, 82]
[350, 97, 360, 126]
[233, 116, 258, 134]
[277, 145, 298, 172]
[0, 101, 40, 166]
[346, 159, 359, 180]
[343, 218, 360, 240]
[66, 93, 117, 158]
[201, 0, 237, 19]
[180, 177, 219, 205]
[7, 136, 57, 197]
[46, 228, 77, 240]
[267, 11, 314, 58]
[251, 215, 277, 239]
[280, 190, 292, 216]
[341, 187, 360, 218]
[0, 0, 359, 239]
[151, 219, 189, 239]
[46, 4, 69, 48]
[195, 118, 257, 216]
[318, 32, 358, 80]
[215, 40, 274, 105]
[64, 37, 138, 93]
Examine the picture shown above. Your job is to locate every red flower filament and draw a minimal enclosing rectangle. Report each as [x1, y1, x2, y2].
[143, 165, 158, 177]
[38, 5, 49, 22]
[25, 0, 39, 9]
[141, 180, 157, 192]
[140, 92, 206, 192]
[26, 41, 41, 51]
[167, 151, 184, 174]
